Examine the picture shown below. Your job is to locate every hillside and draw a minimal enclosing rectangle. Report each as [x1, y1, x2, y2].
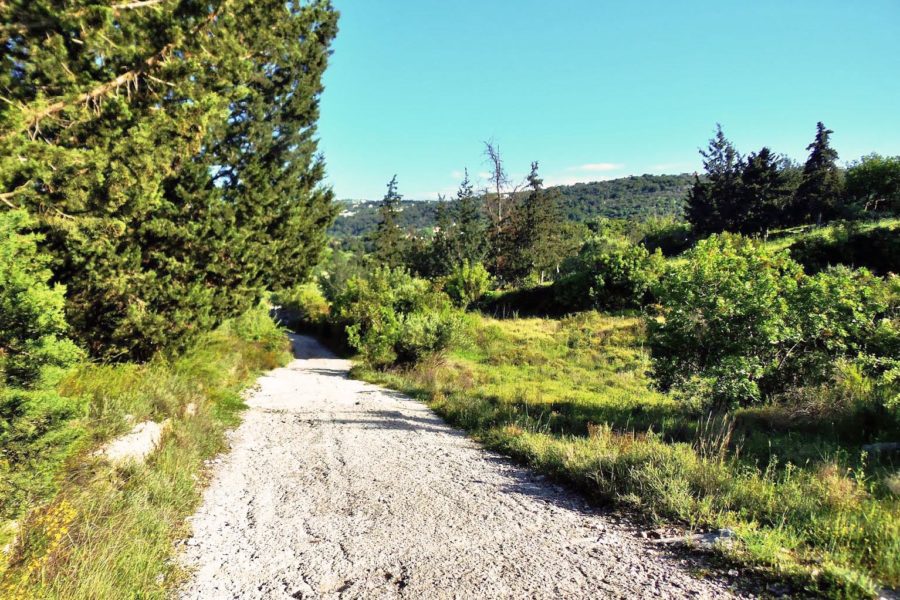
[329, 173, 693, 239]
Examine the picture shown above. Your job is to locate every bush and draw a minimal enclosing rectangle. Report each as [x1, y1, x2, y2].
[554, 237, 664, 311]
[789, 221, 899, 276]
[272, 283, 331, 331]
[844, 154, 900, 215]
[649, 234, 893, 409]
[0, 210, 82, 388]
[638, 217, 695, 256]
[444, 260, 491, 308]
[332, 267, 465, 368]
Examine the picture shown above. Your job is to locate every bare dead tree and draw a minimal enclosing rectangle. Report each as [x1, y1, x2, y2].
[483, 140, 509, 230]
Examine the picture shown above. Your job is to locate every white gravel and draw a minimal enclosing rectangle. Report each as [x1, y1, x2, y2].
[177, 334, 746, 599]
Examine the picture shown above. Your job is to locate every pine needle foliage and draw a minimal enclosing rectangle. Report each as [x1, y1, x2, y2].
[0, 0, 339, 359]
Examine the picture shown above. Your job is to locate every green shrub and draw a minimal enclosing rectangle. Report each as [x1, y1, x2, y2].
[333, 267, 465, 368]
[638, 217, 695, 256]
[445, 260, 491, 308]
[650, 234, 894, 410]
[0, 210, 83, 388]
[555, 237, 664, 311]
[0, 211, 87, 521]
[272, 283, 331, 330]
[789, 221, 899, 276]
[844, 154, 900, 215]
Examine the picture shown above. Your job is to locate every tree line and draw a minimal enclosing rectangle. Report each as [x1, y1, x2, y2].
[687, 122, 900, 235]
[371, 142, 584, 286]
[367, 124, 898, 293]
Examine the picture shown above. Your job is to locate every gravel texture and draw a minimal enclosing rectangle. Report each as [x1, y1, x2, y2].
[177, 334, 746, 599]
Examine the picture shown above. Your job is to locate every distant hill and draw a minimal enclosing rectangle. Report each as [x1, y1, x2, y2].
[329, 173, 693, 239]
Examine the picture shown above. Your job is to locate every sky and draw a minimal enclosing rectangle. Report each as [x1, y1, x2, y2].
[316, 0, 900, 200]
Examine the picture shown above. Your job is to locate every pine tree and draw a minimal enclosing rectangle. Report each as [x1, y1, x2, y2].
[0, 0, 338, 359]
[686, 125, 743, 234]
[736, 148, 794, 233]
[423, 196, 456, 277]
[794, 122, 843, 224]
[514, 162, 564, 282]
[373, 175, 405, 267]
[454, 169, 487, 264]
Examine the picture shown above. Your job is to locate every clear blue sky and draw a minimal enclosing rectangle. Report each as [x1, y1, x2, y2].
[317, 0, 900, 200]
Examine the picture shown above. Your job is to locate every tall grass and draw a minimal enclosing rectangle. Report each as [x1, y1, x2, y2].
[359, 312, 899, 598]
[0, 306, 290, 598]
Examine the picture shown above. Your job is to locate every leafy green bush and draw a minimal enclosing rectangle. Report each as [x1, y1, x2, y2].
[844, 154, 900, 215]
[649, 234, 893, 409]
[555, 237, 664, 311]
[444, 260, 491, 308]
[789, 221, 899, 276]
[332, 267, 465, 368]
[638, 216, 695, 256]
[272, 283, 331, 331]
[0, 210, 82, 388]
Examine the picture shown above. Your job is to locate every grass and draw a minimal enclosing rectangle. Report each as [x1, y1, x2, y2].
[760, 217, 900, 253]
[0, 305, 291, 599]
[357, 312, 899, 598]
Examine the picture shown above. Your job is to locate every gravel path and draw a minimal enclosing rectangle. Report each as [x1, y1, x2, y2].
[177, 334, 744, 599]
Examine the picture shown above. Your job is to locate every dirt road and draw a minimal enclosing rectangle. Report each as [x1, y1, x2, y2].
[177, 335, 743, 599]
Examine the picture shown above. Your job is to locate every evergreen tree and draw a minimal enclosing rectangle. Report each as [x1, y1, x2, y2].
[373, 175, 405, 267]
[736, 148, 794, 233]
[0, 0, 339, 359]
[424, 196, 456, 277]
[453, 169, 487, 264]
[520, 162, 565, 282]
[794, 122, 843, 224]
[685, 125, 743, 234]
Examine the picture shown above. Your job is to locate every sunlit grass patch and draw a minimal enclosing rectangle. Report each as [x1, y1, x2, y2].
[358, 311, 900, 598]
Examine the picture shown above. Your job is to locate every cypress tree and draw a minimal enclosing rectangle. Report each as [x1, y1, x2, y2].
[794, 122, 843, 224]
[373, 175, 405, 267]
[426, 195, 456, 277]
[0, 0, 338, 359]
[520, 161, 564, 282]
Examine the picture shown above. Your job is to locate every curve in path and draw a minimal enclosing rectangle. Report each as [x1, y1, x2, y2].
[177, 334, 744, 599]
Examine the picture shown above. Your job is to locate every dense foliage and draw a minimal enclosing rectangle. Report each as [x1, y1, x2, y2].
[790, 221, 899, 276]
[683, 122, 898, 236]
[844, 154, 900, 215]
[0, 0, 338, 359]
[555, 235, 663, 311]
[445, 261, 491, 308]
[649, 235, 897, 410]
[331, 267, 466, 369]
[0, 211, 82, 388]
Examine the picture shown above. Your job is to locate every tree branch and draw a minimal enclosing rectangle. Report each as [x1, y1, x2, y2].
[2, 3, 225, 140]
[0, 180, 32, 209]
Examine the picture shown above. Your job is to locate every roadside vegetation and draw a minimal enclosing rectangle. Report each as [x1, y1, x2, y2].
[288, 127, 900, 598]
[1, 0, 336, 596]
[0, 305, 290, 598]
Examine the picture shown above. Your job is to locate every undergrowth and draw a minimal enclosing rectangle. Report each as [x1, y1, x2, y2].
[0, 305, 290, 599]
